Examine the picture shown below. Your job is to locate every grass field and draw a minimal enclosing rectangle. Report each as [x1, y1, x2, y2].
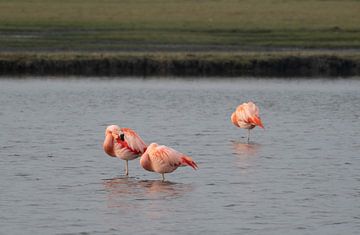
[0, 0, 360, 50]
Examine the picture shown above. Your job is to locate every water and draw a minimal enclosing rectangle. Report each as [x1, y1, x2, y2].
[0, 78, 359, 235]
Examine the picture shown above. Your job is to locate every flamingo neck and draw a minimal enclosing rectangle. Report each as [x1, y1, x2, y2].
[103, 134, 115, 157]
[140, 154, 154, 172]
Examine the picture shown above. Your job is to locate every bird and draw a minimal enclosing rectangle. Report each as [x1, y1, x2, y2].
[231, 101, 264, 143]
[140, 143, 198, 181]
[103, 125, 147, 176]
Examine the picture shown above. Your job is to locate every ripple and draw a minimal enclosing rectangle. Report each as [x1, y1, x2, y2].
[324, 221, 350, 225]
[2, 145, 15, 149]
[7, 154, 21, 157]
[307, 147, 322, 151]
[14, 173, 31, 177]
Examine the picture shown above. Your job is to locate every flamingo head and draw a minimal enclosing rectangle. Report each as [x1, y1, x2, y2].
[105, 125, 124, 141]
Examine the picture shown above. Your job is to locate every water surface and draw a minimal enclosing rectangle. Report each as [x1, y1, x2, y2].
[1, 78, 359, 234]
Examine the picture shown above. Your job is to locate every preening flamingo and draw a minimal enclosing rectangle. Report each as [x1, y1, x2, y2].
[231, 101, 264, 143]
[140, 143, 198, 181]
[103, 125, 147, 176]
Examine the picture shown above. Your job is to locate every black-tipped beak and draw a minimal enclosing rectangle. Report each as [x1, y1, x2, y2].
[119, 134, 125, 141]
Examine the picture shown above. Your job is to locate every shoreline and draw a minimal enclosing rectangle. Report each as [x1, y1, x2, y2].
[0, 51, 359, 77]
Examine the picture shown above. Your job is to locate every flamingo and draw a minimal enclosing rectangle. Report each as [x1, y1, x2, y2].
[140, 143, 198, 181]
[103, 125, 147, 176]
[231, 101, 264, 143]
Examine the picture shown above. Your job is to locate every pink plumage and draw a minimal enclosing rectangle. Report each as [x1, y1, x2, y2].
[231, 101, 264, 142]
[103, 125, 147, 175]
[140, 143, 198, 181]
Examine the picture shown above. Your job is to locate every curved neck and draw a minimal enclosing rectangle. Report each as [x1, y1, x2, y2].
[103, 134, 115, 157]
[140, 154, 153, 172]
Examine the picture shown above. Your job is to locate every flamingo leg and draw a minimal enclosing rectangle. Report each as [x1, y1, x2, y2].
[161, 173, 165, 181]
[247, 129, 251, 143]
[125, 160, 129, 176]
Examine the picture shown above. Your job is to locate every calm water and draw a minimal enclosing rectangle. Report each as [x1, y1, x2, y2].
[1, 78, 359, 235]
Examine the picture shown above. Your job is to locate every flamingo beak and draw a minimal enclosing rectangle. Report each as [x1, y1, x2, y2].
[119, 133, 125, 141]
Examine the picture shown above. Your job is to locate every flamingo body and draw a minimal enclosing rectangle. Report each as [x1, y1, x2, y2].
[231, 101, 264, 142]
[140, 143, 198, 180]
[103, 125, 147, 175]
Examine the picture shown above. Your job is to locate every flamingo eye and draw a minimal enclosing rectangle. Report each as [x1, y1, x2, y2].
[120, 134, 125, 141]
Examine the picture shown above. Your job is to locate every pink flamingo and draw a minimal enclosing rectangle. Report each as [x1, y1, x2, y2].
[231, 101, 264, 143]
[140, 143, 198, 181]
[103, 125, 147, 176]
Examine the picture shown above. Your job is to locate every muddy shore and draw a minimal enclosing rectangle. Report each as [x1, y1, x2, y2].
[0, 52, 359, 77]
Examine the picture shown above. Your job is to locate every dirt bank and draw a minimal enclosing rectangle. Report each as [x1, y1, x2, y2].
[0, 53, 359, 77]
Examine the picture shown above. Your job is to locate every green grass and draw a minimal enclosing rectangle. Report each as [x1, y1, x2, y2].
[0, 0, 360, 50]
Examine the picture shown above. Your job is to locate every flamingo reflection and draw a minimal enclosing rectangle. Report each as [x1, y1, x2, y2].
[232, 141, 261, 157]
[103, 177, 193, 209]
[231, 141, 261, 170]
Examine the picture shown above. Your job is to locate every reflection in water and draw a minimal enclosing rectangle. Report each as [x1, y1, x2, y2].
[232, 140, 261, 157]
[103, 177, 193, 209]
[231, 141, 261, 170]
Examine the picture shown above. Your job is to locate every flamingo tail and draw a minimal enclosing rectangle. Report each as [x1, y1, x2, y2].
[181, 156, 198, 170]
[251, 116, 264, 129]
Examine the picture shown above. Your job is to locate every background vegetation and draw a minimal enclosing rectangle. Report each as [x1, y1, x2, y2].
[0, 0, 359, 50]
[1, 0, 359, 76]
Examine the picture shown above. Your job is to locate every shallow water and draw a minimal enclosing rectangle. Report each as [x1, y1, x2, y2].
[1, 78, 359, 234]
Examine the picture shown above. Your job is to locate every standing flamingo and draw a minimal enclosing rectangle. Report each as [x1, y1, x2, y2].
[140, 143, 198, 181]
[103, 125, 147, 176]
[231, 101, 264, 143]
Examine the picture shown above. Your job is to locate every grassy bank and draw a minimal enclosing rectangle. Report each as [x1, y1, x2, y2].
[1, 52, 359, 77]
[1, 1, 359, 76]
[0, 0, 360, 50]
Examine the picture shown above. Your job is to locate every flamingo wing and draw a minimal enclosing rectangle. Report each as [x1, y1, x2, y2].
[149, 145, 183, 168]
[121, 128, 147, 154]
[249, 115, 264, 128]
[151, 145, 198, 170]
